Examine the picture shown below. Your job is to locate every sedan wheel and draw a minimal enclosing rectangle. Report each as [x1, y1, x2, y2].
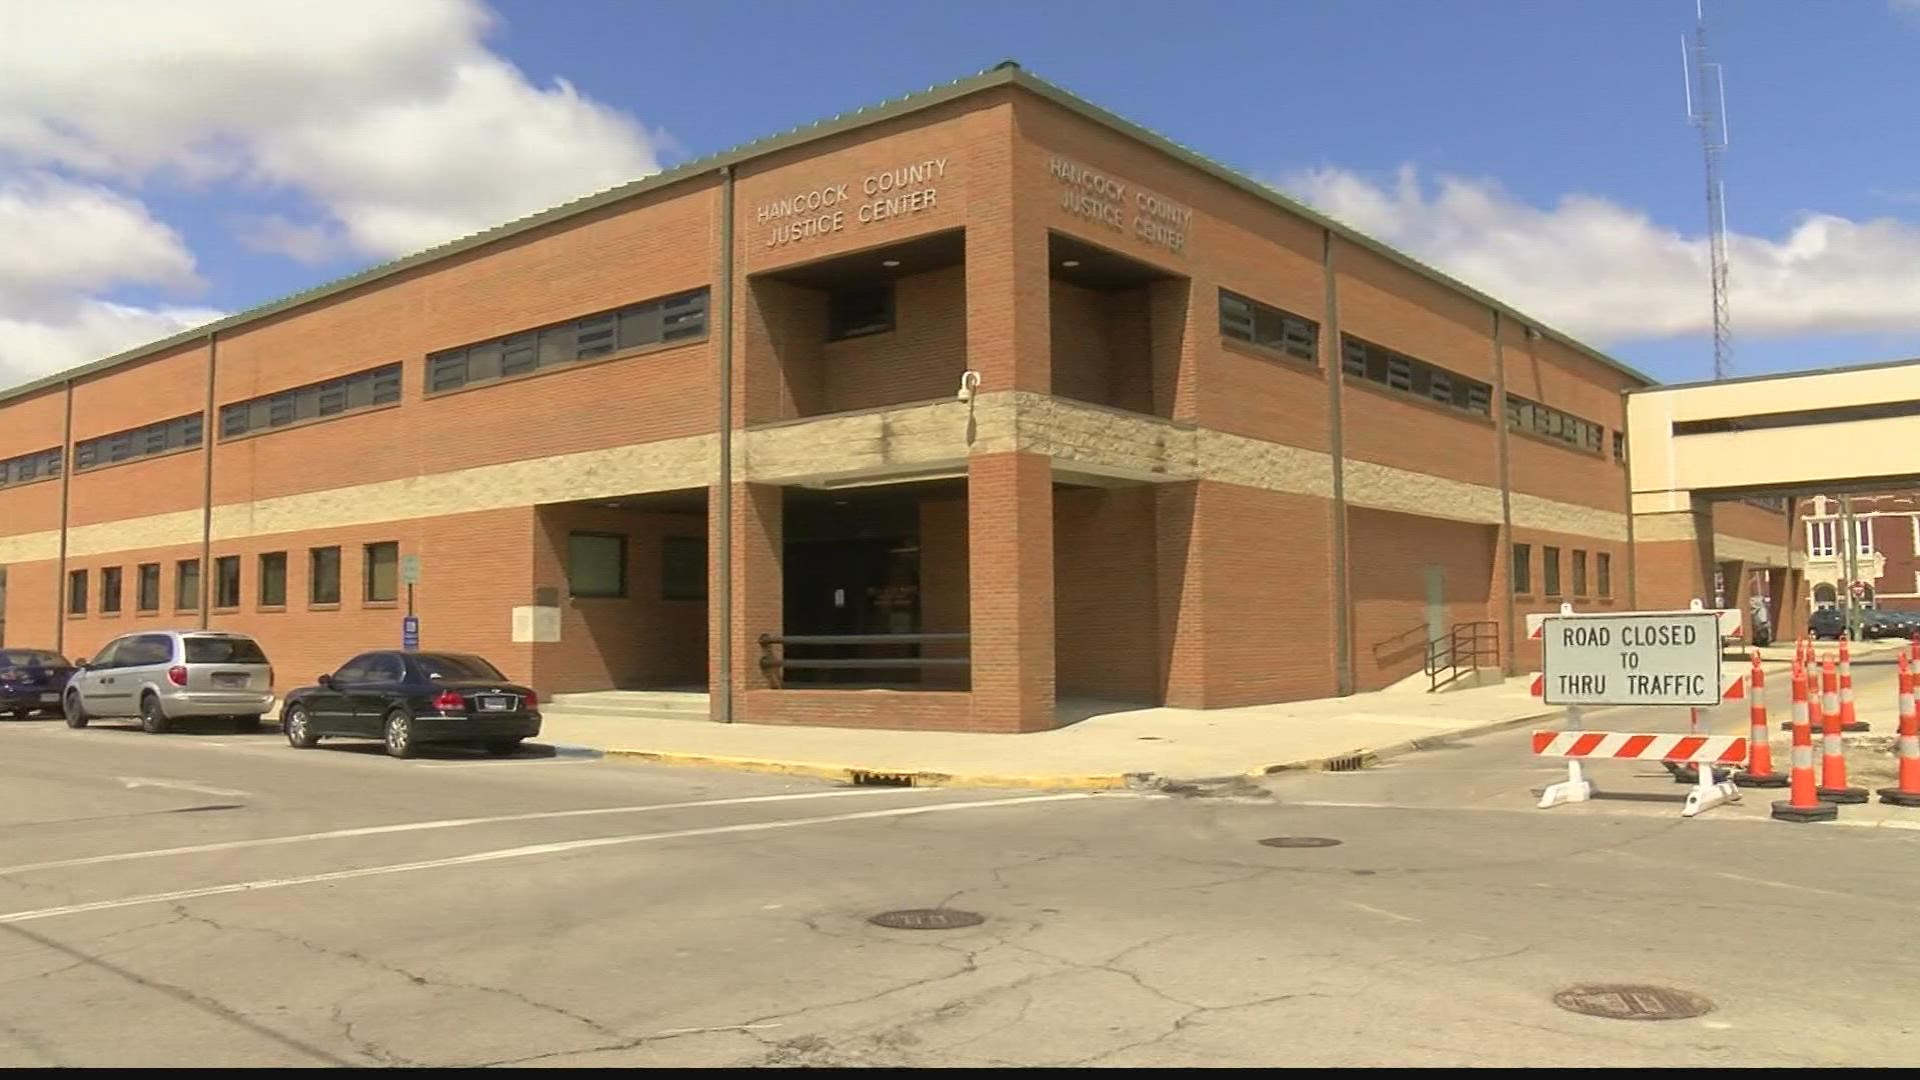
[384, 710, 417, 759]
[284, 705, 320, 749]
[64, 691, 89, 729]
[139, 694, 170, 735]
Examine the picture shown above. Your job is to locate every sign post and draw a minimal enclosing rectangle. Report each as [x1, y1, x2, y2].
[401, 556, 421, 651]
[1533, 600, 1743, 817]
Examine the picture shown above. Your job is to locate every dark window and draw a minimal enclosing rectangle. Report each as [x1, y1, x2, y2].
[1506, 395, 1603, 454]
[176, 559, 200, 612]
[1512, 543, 1532, 594]
[364, 542, 398, 602]
[310, 547, 341, 605]
[1597, 553, 1612, 598]
[184, 636, 268, 664]
[215, 555, 241, 609]
[1219, 289, 1317, 361]
[74, 414, 201, 471]
[663, 535, 707, 601]
[1543, 546, 1562, 597]
[136, 563, 160, 612]
[362, 654, 405, 683]
[100, 567, 122, 614]
[828, 284, 895, 340]
[219, 363, 402, 439]
[568, 533, 626, 598]
[0, 649, 68, 668]
[0, 447, 62, 488]
[124, 634, 176, 666]
[333, 653, 379, 683]
[67, 569, 87, 615]
[425, 288, 709, 394]
[1572, 550, 1588, 597]
[1341, 336, 1492, 417]
[414, 653, 507, 681]
[1612, 431, 1626, 462]
[259, 552, 287, 607]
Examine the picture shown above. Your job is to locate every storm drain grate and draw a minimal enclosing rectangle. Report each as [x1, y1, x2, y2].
[869, 908, 985, 931]
[850, 771, 916, 787]
[1320, 753, 1371, 773]
[1552, 984, 1713, 1021]
[1258, 836, 1343, 849]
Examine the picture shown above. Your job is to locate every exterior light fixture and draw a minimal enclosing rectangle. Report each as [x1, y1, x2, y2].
[1061, 259, 1080, 268]
[881, 258, 901, 268]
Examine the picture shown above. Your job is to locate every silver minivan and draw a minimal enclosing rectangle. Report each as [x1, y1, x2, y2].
[64, 630, 275, 733]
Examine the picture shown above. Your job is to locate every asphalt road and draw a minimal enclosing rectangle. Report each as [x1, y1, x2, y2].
[2, 679, 1918, 1068]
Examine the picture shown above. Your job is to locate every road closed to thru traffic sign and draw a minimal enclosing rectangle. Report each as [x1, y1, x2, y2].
[1541, 609, 1724, 707]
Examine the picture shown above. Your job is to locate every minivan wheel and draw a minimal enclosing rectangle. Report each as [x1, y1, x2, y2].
[284, 705, 319, 749]
[383, 710, 417, 759]
[139, 693, 170, 735]
[64, 691, 89, 729]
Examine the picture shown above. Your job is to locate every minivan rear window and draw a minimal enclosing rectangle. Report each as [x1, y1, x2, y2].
[185, 637, 269, 664]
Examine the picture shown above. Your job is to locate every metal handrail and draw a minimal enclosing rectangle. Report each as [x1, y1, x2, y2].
[1427, 620, 1499, 691]
[757, 632, 972, 680]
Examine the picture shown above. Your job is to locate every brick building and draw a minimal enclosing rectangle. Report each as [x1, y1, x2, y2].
[1797, 493, 1920, 613]
[0, 63, 1790, 733]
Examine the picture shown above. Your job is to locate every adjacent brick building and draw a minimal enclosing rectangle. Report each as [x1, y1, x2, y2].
[0, 63, 1790, 733]
[1797, 493, 1920, 613]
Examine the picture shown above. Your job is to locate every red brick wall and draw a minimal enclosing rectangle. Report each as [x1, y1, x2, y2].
[1049, 281, 1153, 413]
[1347, 508, 1497, 691]
[531, 504, 707, 694]
[967, 452, 1055, 731]
[1053, 485, 1159, 702]
[817, 264, 969, 414]
[1511, 526, 1632, 671]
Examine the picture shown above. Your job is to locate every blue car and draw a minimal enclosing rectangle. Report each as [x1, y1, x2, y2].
[0, 648, 75, 719]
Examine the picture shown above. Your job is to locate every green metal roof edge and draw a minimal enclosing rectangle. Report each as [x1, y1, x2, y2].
[1, 58, 1653, 407]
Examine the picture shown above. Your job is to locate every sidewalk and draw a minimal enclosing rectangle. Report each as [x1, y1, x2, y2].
[533, 640, 1919, 790]
[535, 675, 1569, 791]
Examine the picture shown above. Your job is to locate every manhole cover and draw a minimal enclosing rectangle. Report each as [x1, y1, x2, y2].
[868, 908, 985, 931]
[1552, 984, 1713, 1021]
[1257, 836, 1342, 849]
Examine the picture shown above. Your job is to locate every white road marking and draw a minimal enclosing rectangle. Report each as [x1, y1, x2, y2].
[117, 777, 249, 798]
[1289, 797, 1920, 832]
[1342, 900, 1419, 923]
[1715, 870, 1860, 899]
[0, 788, 941, 877]
[0, 792, 1100, 925]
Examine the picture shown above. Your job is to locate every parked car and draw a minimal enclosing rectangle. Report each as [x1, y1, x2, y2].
[1, 649, 75, 719]
[1866, 609, 1920, 640]
[63, 630, 275, 733]
[280, 651, 540, 758]
[1809, 608, 1846, 640]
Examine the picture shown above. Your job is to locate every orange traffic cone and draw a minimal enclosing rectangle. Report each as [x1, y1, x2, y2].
[1736, 652, 1786, 788]
[1879, 655, 1920, 807]
[1773, 668, 1838, 822]
[1839, 635, 1869, 732]
[1816, 659, 1867, 803]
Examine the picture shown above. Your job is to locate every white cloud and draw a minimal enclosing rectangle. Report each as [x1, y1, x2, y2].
[0, 302, 222, 390]
[0, 0, 665, 260]
[0, 0, 666, 389]
[1281, 165, 1920, 343]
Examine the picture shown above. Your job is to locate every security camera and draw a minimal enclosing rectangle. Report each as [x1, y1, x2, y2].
[957, 370, 981, 405]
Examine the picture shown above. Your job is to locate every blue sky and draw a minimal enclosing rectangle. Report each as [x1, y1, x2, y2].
[3, 0, 1918, 388]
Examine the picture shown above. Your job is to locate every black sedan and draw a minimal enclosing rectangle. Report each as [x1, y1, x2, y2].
[0, 649, 74, 719]
[281, 651, 541, 758]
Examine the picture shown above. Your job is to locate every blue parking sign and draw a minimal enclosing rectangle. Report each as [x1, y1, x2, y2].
[402, 615, 420, 651]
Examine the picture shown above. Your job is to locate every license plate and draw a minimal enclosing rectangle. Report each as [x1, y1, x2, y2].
[213, 673, 246, 688]
[480, 696, 510, 711]
[39, 693, 58, 703]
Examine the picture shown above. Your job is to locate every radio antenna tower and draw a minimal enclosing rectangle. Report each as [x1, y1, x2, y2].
[1683, 0, 1732, 380]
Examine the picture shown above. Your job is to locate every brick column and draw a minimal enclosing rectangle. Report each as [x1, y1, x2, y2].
[715, 481, 782, 721]
[968, 451, 1055, 732]
[1155, 481, 1205, 708]
[964, 138, 1050, 395]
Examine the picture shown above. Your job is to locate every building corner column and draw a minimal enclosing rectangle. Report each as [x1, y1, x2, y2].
[968, 451, 1055, 732]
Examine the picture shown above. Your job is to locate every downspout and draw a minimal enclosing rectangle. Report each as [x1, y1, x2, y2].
[54, 379, 74, 654]
[1623, 402, 1637, 609]
[199, 331, 217, 629]
[1493, 312, 1515, 673]
[1322, 228, 1352, 696]
[715, 165, 735, 722]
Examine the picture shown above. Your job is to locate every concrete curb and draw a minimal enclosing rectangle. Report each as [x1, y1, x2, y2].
[1243, 708, 1565, 778]
[599, 748, 1145, 791]
[535, 742, 606, 760]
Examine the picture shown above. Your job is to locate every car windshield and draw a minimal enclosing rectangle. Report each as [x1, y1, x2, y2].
[0, 649, 67, 668]
[184, 637, 269, 664]
[414, 654, 507, 682]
